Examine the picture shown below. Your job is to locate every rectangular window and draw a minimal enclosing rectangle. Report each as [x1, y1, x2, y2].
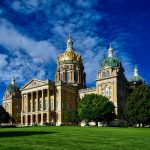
[50, 100, 53, 110]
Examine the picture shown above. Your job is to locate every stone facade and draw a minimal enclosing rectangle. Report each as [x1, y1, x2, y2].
[2, 37, 144, 126]
[2, 77, 21, 124]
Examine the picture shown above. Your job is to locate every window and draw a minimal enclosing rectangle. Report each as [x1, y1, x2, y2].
[67, 72, 70, 81]
[44, 99, 47, 110]
[29, 100, 31, 112]
[33, 100, 36, 112]
[39, 100, 42, 111]
[102, 71, 106, 78]
[74, 72, 78, 81]
[103, 85, 111, 97]
[106, 71, 110, 77]
[50, 100, 53, 110]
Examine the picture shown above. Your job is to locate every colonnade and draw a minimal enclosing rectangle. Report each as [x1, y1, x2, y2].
[21, 89, 55, 125]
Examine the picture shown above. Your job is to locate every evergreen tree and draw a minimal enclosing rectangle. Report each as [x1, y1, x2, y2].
[125, 84, 150, 126]
[0, 105, 11, 124]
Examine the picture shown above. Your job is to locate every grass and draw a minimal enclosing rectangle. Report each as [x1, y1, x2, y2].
[0, 126, 150, 150]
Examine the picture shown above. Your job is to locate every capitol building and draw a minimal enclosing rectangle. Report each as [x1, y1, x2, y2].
[2, 36, 144, 126]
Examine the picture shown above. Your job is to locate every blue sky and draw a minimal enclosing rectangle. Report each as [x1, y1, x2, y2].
[0, 0, 150, 104]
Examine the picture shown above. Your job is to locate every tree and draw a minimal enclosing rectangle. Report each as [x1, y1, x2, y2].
[64, 110, 81, 125]
[0, 105, 11, 124]
[125, 84, 150, 127]
[78, 94, 115, 126]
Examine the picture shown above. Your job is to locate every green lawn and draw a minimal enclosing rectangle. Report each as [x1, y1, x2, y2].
[0, 126, 150, 150]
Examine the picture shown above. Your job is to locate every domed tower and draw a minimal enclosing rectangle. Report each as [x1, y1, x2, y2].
[130, 66, 144, 85]
[3, 77, 21, 124]
[96, 43, 127, 119]
[55, 35, 86, 89]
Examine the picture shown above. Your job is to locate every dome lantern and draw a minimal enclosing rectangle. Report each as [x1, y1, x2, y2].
[67, 34, 73, 50]
[101, 43, 122, 68]
[108, 42, 113, 57]
[11, 76, 16, 85]
[58, 35, 82, 63]
[130, 66, 144, 84]
[134, 66, 138, 77]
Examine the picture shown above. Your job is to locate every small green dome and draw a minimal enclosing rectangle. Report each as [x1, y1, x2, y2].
[130, 76, 144, 84]
[101, 57, 122, 68]
[6, 84, 20, 93]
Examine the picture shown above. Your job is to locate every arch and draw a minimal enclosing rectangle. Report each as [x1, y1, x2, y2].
[33, 114, 36, 124]
[27, 115, 31, 125]
[38, 114, 41, 124]
[43, 113, 47, 123]
[23, 115, 25, 125]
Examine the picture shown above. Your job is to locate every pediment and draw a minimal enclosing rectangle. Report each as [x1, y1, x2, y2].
[21, 79, 48, 90]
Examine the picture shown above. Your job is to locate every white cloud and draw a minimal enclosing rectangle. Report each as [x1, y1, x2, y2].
[11, 0, 46, 14]
[0, 19, 58, 61]
[0, 0, 135, 87]
[0, 18, 58, 84]
[0, 54, 8, 69]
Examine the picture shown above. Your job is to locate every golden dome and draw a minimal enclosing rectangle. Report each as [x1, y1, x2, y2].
[58, 36, 82, 63]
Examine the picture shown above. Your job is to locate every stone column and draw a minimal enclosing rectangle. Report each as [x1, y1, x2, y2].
[47, 88, 50, 123]
[26, 93, 28, 113]
[31, 92, 33, 112]
[41, 90, 44, 124]
[25, 115, 28, 126]
[21, 114, 23, 125]
[22, 94, 24, 113]
[41, 113, 43, 125]
[21, 94, 24, 125]
[36, 114, 38, 124]
[42, 90, 44, 111]
[36, 91, 38, 112]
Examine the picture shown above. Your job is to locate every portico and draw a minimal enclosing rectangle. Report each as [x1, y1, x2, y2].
[21, 79, 55, 125]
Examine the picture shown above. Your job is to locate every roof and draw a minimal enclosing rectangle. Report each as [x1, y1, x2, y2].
[101, 56, 122, 68]
[130, 75, 144, 84]
[6, 84, 20, 93]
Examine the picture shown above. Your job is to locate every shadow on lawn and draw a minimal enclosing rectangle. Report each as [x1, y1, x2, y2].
[0, 131, 57, 138]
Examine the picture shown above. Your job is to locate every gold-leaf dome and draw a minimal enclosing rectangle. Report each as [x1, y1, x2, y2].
[58, 35, 82, 63]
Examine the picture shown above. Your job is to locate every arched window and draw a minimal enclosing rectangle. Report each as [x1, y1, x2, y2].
[106, 71, 110, 77]
[103, 85, 111, 97]
[102, 71, 106, 78]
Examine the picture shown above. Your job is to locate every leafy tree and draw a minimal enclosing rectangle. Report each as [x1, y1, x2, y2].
[0, 105, 11, 124]
[64, 110, 81, 125]
[78, 94, 115, 126]
[125, 84, 150, 126]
